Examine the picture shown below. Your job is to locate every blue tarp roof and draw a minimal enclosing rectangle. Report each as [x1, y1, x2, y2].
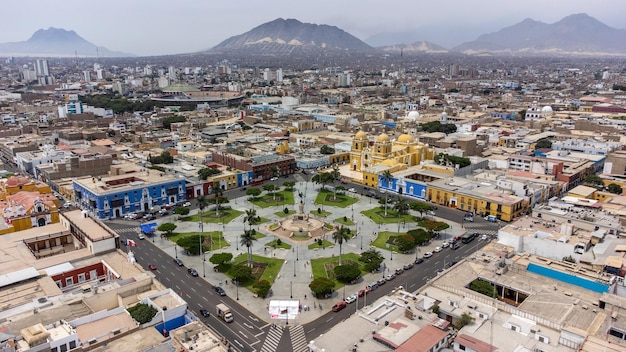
[140, 222, 158, 234]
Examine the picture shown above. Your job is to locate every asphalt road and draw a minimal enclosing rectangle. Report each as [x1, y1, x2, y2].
[105, 175, 500, 352]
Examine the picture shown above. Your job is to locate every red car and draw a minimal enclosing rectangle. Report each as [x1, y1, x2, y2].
[341, 180, 348, 184]
[358, 287, 371, 297]
[331, 301, 347, 312]
[148, 264, 157, 270]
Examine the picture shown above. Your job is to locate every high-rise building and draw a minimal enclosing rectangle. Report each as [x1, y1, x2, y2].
[35, 59, 49, 77]
[83, 71, 91, 82]
[96, 69, 104, 80]
[168, 66, 176, 80]
[276, 68, 283, 82]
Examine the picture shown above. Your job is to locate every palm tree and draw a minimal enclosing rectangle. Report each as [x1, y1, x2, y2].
[240, 229, 257, 267]
[332, 225, 352, 265]
[270, 166, 280, 200]
[244, 208, 260, 231]
[393, 197, 409, 216]
[211, 182, 223, 217]
[196, 195, 210, 251]
[380, 170, 393, 216]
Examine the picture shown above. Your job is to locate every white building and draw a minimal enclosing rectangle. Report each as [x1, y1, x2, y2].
[35, 59, 49, 77]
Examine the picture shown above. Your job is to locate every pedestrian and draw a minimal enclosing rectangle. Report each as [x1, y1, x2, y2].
[304, 294, 307, 300]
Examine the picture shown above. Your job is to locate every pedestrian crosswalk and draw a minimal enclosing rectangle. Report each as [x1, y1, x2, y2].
[290, 324, 308, 352]
[260, 324, 284, 352]
[115, 227, 139, 234]
[461, 224, 498, 238]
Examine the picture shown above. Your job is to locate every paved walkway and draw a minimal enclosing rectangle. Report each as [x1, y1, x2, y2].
[148, 180, 466, 325]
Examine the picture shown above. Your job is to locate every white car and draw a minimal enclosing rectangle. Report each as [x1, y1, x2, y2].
[270, 177, 278, 181]
[348, 188, 356, 193]
[423, 251, 433, 258]
[441, 240, 449, 248]
[434, 246, 442, 253]
[344, 294, 357, 304]
[481, 234, 488, 241]
[183, 201, 192, 207]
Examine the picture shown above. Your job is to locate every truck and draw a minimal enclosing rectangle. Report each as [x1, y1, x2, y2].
[216, 303, 233, 323]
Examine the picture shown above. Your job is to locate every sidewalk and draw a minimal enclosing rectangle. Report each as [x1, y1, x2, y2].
[149, 181, 466, 325]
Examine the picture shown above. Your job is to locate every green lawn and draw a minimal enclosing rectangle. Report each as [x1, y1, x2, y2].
[309, 253, 368, 289]
[257, 217, 271, 225]
[361, 207, 415, 224]
[166, 231, 229, 251]
[310, 210, 331, 217]
[265, 239, 292, 250]
[314, 189, 358, 208]
[370, 231, 402, 253]
[274, 209, 296, 218]
[334, 217, 355, 226]
[307, 239, 334, 249]
[181, 209, 243, 224]
[249, 190, 295, 208]
[230, 254, 284, 288]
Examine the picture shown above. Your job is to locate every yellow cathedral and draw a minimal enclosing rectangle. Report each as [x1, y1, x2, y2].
[350, 131, 436, 186]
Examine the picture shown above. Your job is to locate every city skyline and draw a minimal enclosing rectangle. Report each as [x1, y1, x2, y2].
[1, 0, 626, 56]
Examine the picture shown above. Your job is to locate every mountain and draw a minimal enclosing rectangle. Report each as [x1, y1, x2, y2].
[0, 27, 133, 57]
[453, 14, 626, 56]
[379, 41, 448, 54]
[209, 18, 373, 55]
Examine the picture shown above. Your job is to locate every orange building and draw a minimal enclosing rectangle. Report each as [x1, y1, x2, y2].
[0, 176, 60, 234]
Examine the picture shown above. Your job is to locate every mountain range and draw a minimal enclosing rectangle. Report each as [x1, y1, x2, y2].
[209, 18, 373, 55]
[1, 14, 624, 58]
[0, 27, 133, 57]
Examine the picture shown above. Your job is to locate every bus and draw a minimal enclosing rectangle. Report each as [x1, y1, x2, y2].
[461, 232, 477, 244]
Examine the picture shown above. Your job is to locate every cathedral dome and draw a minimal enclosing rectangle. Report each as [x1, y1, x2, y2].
[397, 134, 414, 143]
[354, 131, 367, 140]
[376, 133, 390, 142]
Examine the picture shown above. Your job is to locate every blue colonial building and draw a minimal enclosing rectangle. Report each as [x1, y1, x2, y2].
[378, 173, 428, 200]
[73, 170, 186, 220]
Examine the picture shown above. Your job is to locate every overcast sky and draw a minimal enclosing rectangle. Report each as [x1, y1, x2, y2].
[2, 0, 625, 56]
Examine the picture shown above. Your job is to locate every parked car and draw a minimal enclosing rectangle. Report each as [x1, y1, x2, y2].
[348, 188, 356, 193]
[174, 258, 184, 266]
[358, 287, 370, 297]
[183, 201, 192, 207]
[270, 177, 278, 181]
[394, 268, 404, 275]
[403, 263, 414, 270]
[367, 282, 378, 291]
[441, 240, 449, 248]
[188, 268, 199, 277]
[137, 233, 145, 240]
[377, 278, 387, 286]
[331, 301, 347, 312]
[215, 286, 226, 296]
[451, 242, 461, 250]
[415, 257, 424, 264]
[434, 246, 442, 253]
[341, 180, 348, 184]
[385, 274, 396, 281]
[344, 294, 357, 304]
[423, 251, 433, 258]
[148, 264, 157, 270]
[199, 309, 210, 317]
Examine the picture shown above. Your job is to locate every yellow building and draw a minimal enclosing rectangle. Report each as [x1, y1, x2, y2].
[427, 177, 525, 222]
[0, 176, 60, 235]
[349, 131, 435, 174]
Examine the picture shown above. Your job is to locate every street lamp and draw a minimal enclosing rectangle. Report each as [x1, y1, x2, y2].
[296, 247, 298, 261]
[203, 251, 206, 277]
[175, 245, 178, 258]
[236, 281, 239, 301]
[293, 260, 296, 277]
[290, 281, 293, 299]
[360, 236, 363, 250]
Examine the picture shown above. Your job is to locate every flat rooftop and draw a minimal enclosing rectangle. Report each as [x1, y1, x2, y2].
[74, 169, 182, 195]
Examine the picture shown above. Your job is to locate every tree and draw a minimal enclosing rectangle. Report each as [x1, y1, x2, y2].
[240, 229, 257, 267]
[244, 208, 260, 230]
[283, 181, 296, 191]
[246, 188, 262, 199]
[584, 174, 604, 187]
[209, 252, 233, 266]
[127, 303, 158, 324]
[407, 228, 431, 246]
[157, 223, 177, 236]
[396, 234, 416, 252]
[263, 184, 277, 198]
[332, 225, 352, 265]
[535, 138, 553, 149]
[176, 234, 208, 255]
[608, 183, 623, 194]
[334, 263, 361, 283]
[270, 166, 280, 200]
[211, 183, 223, 216]
[309, 277, 335, 298]
[409, 202, 434, 219]
[434, 153, 471, 168]
[230, 264, 253, 283]
[320, 145, 335, 154]
[359, 249, 384, 272]
[198, 167, 221, 180]
[380, 170, 393, 216]
[334, 185, 345, 200]
[456, 312, 476, 329]
[253, 280, 272, 298]
[393, 197, 409, 216]
[174, 207, 190, 216]
[469, 279, 496, 298]
[312, 172, 333, 190]
[419, 121, 457, 134]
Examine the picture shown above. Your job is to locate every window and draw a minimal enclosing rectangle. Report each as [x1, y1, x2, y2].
[60, 344, 68, 352]
[65, 277, 73, 286]
[69, 341, 76, 349]
[77, 273, 85, 283]
[459, 345, 466, 351]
